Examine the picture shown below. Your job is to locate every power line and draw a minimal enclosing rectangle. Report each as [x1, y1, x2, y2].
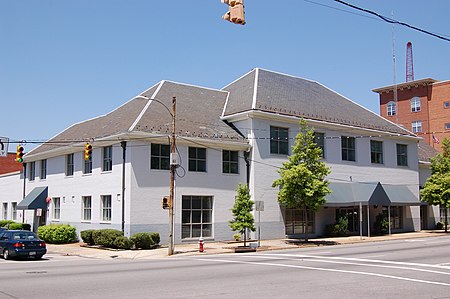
[334, 0, 450, 42]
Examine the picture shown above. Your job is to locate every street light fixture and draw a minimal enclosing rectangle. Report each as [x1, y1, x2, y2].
[134, 95, 177, 256]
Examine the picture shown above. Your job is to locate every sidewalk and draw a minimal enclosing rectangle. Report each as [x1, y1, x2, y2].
[46, 230, 447, 260]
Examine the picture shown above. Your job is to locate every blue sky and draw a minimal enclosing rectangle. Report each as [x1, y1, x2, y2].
[1, 0, 449, 151]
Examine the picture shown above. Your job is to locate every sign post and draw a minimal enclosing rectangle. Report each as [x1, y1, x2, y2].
[255, 201, 264, 247]
[0, 137, 9, 157]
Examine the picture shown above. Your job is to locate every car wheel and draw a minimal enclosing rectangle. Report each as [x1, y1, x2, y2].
[3, 249, 10, 260]
[35, 255, 42, 260]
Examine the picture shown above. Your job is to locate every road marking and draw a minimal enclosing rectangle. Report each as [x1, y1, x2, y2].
[195, 257, 450, 287]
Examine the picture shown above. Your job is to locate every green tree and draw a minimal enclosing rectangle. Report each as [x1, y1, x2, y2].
[229, 183, 256, 246]
[272, 119, 331, 240]
[421, 138, 450, 232]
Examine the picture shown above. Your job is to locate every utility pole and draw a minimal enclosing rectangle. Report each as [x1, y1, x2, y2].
[168, 96, 176, 256]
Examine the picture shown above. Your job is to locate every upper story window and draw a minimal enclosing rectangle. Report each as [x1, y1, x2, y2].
[444, 101, 450, 109]
[341, 136, 356, 162]
[445, 123, 450, 130]
[412, 120, 422, 133]
[29, 161, 36, 181]
[270, 126, 289, 155]
[396, 144, 408, 166]
[314, 132, 325, 158]
[189, 147, 207, 172]
[387, 101, 397, 116]
[102, 146, 112, 172]
[411, 97, 421, 112]
[2, 203, 7, 220]
[11, 202, 17, 220]
[66, 153, 74, 176]
[150, 144, 170, 170]
[83, 157, 92, 174]
[40, 159, 47, 180]
[370, 140, 383, 164]
[222, 150, 239, 174]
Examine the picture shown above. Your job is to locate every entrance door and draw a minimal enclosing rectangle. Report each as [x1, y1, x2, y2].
[336, 207, 360, 233]
[284, 208, 314, 235]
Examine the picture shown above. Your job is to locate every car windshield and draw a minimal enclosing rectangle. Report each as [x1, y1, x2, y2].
[12, 232, 38, 240]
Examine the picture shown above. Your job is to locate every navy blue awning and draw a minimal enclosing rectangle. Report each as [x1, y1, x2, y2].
[17, 186, 48, 210]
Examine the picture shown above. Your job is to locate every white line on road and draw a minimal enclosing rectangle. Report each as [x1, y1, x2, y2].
[195, 257, 450, 288]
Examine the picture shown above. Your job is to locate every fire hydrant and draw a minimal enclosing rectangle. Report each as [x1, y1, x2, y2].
[199, 237, 204, 253]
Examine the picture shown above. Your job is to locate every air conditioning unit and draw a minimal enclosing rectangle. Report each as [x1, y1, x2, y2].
[170, 153, 180, 166]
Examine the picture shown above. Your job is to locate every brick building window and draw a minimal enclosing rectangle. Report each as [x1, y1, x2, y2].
[387, 101, 396, 116]
[445, 123, 450, 130]
[444, 101, 450, 109]
[411, 97, 421, 112]
[412, 121, 422, 133]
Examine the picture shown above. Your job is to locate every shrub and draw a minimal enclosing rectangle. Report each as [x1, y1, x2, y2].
[38, 224, 77, 244]
[114, 236, 133, 250]
[436, 221, 445, 230]
[92, 229, 123, 248]
[0, 220, 15, 228]
[8, 223, 31, 231]
[131, 232, 155, 249]
[233, 233, 241, 241]
[325, 217, 349, 237]
[374, 213, 389, 235]
[149, 232, 160, 245]
[80, 230, 96, 245]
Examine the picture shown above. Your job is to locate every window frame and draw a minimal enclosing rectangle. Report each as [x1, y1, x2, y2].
[83, 157, 92, 174]
[314, 132, 325, 159]
[411, 97, 421, 112]
[383, 206, 403, 229]
[2, 202, 7, 220]
[222, 150, 239, 174]
[341, 136, 356, 162]
[40, 159, 47, 180]
[101, 195, 112, 222]
[370, 140, 384, 164]
[181, 195, 213, 239]
[82, 196, 92, 221]
[188, 147, 207, 172]
[150, 144, 170, 170]
[270, 126, 289, 155]
[387, 101, 397, 116]
[445, 123, 450, 130]
[412, 120, 422, 133]
[29, 161, 36, 181]
[66, 153, 74, 176]
[444, 101, 450, 109]
[102, 146, 113, 172]
[11, 202, 17, 221]
[396, 144, 408, 166]
[53, 197, 61, 220]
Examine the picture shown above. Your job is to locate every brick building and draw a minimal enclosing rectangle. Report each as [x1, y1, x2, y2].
[0, 153, 23, 175]
[373, 78, 450, 151]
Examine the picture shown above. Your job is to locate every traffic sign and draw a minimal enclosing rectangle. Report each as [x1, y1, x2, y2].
[0, 137, 9, 157]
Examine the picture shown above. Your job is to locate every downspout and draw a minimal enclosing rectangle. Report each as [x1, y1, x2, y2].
[121, 141, 127, 235]
[244, 151, 250, 186]
[22, 162, 27, 223]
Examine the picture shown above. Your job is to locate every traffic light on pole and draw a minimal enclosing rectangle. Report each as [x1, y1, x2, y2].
[84, 143, 92, 161]
[15, 145, 24, 163]
[221, 0, 245, 25]
[162, 196, 170, 210]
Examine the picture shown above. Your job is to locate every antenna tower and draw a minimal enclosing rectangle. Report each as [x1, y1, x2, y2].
[406, 42, 414, 82]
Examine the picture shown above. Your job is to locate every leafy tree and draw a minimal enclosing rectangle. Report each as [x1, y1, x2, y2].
[421, 138, 450, 232]
[272, 119, 331, 240]
[229, 183, 256, 246]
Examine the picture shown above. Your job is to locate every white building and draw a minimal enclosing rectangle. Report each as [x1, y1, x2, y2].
[0, 68, 432, 244]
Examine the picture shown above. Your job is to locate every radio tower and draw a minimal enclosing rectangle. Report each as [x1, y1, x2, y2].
[406, 42, 414, 82]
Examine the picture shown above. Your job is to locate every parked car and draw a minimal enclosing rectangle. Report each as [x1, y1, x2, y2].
[0, 230, 46, 260]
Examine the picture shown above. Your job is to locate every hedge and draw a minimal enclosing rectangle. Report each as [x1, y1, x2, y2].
[38, 224, 78, 244]
[131, 232, 160, 249]
[114, 236, 133, 250]
[92, 229, 123, 248]
[0, 220, 15, 228]
[80, 230, 96, 245]
[7, 223, 32, 231]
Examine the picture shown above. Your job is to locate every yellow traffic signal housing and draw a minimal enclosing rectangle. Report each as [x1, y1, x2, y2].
[162, 196, 170, 210]
[84, 143, 93, 161]
[15, 145, 24, 163]
[222, 0, 245, 25]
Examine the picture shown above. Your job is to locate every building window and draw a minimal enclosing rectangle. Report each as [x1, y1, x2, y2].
[29, 161, 36, 181]
[336, 208, 359, 232]
[189, 147, 207, 172]
[101, 195, 112, 222]
[66, 153, 74, 176]
[370, 140, 383, 164]
[222, 150, 239, 174]
[341, 136, 356, 161]
[11, 202, 17, 220]
[83, 158, 92, 174]
[412, 120, 422, 133]
[2, 203, 7, 220]
[82, 196, 92, 221]
[440, 206, 450, 224]
[284, 208, 315, 235]
[383, 206, 403, 229]
[411, 97, 421, 112]
[182, 196, 213, 239]
[444, 101, 450, 109]
[102, 146, 112, 172]
[396, 144, 408, 166]
[150, 144, 170, 170]
[53, 197, 60, 220]
[387, 101, 397, 116]
[445, 123, 450, 130]
[314, 132, 325, 158]
[40, 159, 47, 180]
[270, 126, 289, 155]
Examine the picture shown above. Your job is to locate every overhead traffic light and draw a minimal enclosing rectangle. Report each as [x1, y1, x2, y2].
[84, 143, 92, 161]
[222, 0, 245, 25]
[15, 145, 24, 163]
[162, 196, 170, 210]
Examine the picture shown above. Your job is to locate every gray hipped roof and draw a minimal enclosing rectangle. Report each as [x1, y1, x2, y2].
[222, 68, 413, 136]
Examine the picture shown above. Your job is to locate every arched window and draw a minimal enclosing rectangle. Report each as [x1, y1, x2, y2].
[411, 97, 421, 112]
[387, 101, 396, 116]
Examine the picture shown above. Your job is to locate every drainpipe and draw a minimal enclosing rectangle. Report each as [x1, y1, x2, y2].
[22, 162, 27, 223]
[244, 151, 250, 186]
[121, 141, 127, 235]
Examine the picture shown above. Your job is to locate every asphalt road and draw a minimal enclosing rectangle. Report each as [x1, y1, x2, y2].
[1, 235, 450, 299]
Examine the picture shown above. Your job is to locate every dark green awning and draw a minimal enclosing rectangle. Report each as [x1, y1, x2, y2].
[383, 184, 421, 206]
[17, 186, 48, 210]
